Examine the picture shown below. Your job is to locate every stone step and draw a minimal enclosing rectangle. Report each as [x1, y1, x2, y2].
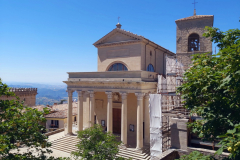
[51, 146, 77, 153]
[52, 137, 79, 144]
[117, 152, 150, 160]
[117, 148, 150, 160]
[51, 136, 151, 159]
[52, 142, 78, 149]
[52, 144, 78, 150]
[117, 152, 147, 160]
[119, 149, 148, 157]
[52, 139, 79, 145]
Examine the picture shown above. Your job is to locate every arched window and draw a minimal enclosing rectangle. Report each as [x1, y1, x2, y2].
[108, 63, 128, 71]
[147, 64, 154, 72]
[188, 33, 200, 51]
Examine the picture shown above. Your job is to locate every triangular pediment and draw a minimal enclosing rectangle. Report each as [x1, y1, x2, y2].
[93, 28, 143, 47]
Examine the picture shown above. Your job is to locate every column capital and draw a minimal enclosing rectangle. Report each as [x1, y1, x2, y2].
[120, 92, 128, 100]
[144, 93, 150, 99]
[83, 92, 89, 98]
[67, 89, 74, 96]
[76, 90, 83, 97]
[135, 92, 145, 100]
[105, 91, 113, 99]
[88, 90, 95, 98]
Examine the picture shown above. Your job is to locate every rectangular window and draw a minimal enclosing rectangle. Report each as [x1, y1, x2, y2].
[50, 120, 59, 128]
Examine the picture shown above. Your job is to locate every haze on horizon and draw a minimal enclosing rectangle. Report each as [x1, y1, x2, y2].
[1, 0, 239, 84]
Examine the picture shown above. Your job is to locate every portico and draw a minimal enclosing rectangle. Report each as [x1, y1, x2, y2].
[64, 71, 157, 149]
[63, 23, 174, 150]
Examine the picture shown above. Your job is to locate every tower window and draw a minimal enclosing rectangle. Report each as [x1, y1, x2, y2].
[147, 64, 155, 72]
[108, 63, 128, 71]
[188, 33, 200, 51]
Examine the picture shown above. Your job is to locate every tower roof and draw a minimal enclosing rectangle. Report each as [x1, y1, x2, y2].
[175, 15, 214, 22]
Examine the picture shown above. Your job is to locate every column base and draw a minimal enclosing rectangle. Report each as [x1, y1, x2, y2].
[66, 132, 74, 136]
[135, 147, 144, 153]
[119, 144, 128, 149]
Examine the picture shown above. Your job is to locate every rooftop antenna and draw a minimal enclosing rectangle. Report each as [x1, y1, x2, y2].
[192, 0, 198, 15]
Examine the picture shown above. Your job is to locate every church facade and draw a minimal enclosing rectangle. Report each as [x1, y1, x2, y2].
[64, 11, 214, 151]
[64, 23, 174, 150]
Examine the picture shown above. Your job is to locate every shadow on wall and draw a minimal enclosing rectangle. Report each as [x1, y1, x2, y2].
[170, 123, 181, 149]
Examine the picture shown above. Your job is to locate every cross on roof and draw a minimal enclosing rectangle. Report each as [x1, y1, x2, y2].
[118, 17, 120, 23]
[192, 0, 198, 10]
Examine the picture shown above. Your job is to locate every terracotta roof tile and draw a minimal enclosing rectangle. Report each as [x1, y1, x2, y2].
[31, 105, 45, 111]
[51, 103, 77, 111]
[32, 103, 78, 119]
[175, 15, 213, 22]
[45, 107, 77, 119]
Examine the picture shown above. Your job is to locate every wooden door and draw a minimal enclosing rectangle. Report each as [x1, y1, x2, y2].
[113, 108, 121, 134]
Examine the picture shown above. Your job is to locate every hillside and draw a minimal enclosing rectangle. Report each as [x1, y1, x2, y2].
[7, 82, 77, 106]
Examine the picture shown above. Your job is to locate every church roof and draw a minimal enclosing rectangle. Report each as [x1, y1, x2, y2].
[93, 27, 175, 56]
[175, 15, 214, 22]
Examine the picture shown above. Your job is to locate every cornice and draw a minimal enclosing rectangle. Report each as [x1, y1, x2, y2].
[95, 40, 141, 48]
[65, 81, 157, 93]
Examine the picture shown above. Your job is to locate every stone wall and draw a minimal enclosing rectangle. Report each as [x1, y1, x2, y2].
[171, 118, 189, 150]
[97, 43, 142, 71]
[0, 88, 37, 107]
[176, 16, 213, 69]
[157, 148, 229, 160]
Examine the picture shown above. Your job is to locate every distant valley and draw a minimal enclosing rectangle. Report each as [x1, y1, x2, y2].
[7, 82, 77, 106]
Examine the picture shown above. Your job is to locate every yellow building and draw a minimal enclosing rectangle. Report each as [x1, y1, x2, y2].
[63, 23, 174, 150]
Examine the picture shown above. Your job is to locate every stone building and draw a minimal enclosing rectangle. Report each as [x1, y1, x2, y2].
[176, 9, 214, 69]
[0, 88, 37, 106]
[63, 10, 214, 154]
[45, 103, 78, 132]
[64, 23, 174, 150]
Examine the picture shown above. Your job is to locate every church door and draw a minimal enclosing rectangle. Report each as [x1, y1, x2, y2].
[113, 108, 121, 134]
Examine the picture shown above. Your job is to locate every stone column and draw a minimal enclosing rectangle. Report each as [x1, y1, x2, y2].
[89, 91, 95, 127]
[83, 92, 90, 128]
[144, 94, 150, 145]
[135, 92, 145, 150]
[120, 92, 128, 145]
[106, 91, 113, 133]
[77, 90, 84, 131]
[67, 89, 74, 135]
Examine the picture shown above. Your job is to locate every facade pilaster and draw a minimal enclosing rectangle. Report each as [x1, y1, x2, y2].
[67, 89, 74, 135]
[144, 94, 150, 145]
[135, 92, 145, 150]
[89, 91, 95, 127]
[77, 90, 84, 131]
[105, 91, 113, 133]
[120, 92, 128, 145]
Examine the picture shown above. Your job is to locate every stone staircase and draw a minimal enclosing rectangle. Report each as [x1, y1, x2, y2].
[51, 135, 151, 160]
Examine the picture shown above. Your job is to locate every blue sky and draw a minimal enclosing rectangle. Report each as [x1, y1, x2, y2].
[0, 0, 239, 84]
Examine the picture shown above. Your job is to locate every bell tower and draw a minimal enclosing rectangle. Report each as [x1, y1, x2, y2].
[175, 11, 214, 69]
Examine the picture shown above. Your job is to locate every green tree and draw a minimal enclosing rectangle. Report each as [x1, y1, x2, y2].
[58, 99, 67, 104]
[71, 124, 126, 160]
[0, 79, 63, 159]
[178, 27, 240, 159]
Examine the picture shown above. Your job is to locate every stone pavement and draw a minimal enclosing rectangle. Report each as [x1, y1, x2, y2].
[10, 131, 73, 159]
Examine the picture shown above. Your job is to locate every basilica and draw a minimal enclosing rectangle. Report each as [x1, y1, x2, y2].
[63, 10, 214, 152]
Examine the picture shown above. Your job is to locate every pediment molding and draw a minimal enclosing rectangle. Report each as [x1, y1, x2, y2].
[93, 28, 144, 47]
